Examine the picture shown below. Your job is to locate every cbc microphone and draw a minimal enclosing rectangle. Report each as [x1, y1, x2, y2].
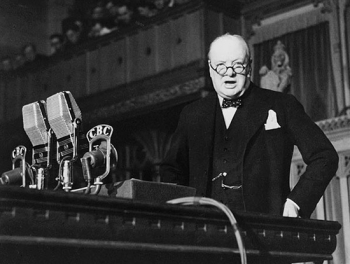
[1, 146, 35, 187]
[80, 124, 118, 194]
[46, 91, 87, 191]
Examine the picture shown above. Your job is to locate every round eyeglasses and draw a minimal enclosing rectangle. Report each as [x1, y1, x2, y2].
[208, 60, 249, 76]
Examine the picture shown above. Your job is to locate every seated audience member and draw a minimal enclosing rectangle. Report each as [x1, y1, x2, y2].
[117, 2, 135, 28]
[49, 33, 65, 55]
[153, 0, 172, 11]
[105, 0, 120, 29]
[88, 19, 113, 38]
[64, 23, 84, 49]
[137, 1, 157, 19]
[62, 16, 87, 47]
[106, 0, 119, 14]
[91, 2, 106, 20]
[87, 3, 115, 38]
[22, 43, 47, 67]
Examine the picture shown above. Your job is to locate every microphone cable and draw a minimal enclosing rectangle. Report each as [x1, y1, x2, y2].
[23, 162, 36, 187]
[167, 196, 247, 264]
[27, 164, 37, 188]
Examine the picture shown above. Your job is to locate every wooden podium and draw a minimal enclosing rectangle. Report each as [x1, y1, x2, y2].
[0, 186, 341, 264]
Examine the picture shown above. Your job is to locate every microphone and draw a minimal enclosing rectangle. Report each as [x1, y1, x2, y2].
[22, 100, 55, 189]
[46, 91, 87, 191]
[80, 124, 118, 194]
[46, 91, 82, 161]
[22, 100, 52, 168]
[1, 146, 35, 187]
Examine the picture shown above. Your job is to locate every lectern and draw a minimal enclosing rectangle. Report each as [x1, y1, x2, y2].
[0, 186, 341, 264]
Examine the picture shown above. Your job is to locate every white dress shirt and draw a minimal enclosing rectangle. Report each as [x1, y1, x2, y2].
[218, 96, 238, 129]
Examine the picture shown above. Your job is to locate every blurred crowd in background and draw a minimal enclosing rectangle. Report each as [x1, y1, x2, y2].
[0, 0, 191, 73]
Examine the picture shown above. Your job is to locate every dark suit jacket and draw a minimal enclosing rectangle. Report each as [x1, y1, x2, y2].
[160, 82, 338, 217]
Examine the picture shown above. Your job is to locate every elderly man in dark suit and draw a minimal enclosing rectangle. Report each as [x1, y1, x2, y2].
[160, 34, 338, 218]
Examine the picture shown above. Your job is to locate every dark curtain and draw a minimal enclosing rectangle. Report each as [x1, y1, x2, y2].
[253, 22, 337, 121]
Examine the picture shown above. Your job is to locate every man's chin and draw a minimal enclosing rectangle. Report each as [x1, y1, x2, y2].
[221, 86, 248, 99]
[224, 85, 240, 93]
[221, 92, 240, 99]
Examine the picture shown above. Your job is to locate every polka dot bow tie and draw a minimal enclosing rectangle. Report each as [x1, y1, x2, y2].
[222, 98, 242, 108]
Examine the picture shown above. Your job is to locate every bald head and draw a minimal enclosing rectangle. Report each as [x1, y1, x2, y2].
[208, 34, 251, 62]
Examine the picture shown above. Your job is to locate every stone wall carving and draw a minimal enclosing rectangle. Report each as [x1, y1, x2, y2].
[259, 40, 292, 93]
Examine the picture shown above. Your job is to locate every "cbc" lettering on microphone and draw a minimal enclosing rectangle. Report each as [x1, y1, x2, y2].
[87, 124, 113, 142]
[12, 145, 27, 159]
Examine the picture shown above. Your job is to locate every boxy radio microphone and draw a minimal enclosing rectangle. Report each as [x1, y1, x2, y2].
[22, 100, 54, 189]
[46, 91, 82, 162]
[22, 100, 52, 168]
[46, 91, 87, 191]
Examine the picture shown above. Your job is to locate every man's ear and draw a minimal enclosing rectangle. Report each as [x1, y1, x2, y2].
[208, 61, 214, 78]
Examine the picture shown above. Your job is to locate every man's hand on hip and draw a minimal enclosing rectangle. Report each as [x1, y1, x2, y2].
[283, 198, 299, 217]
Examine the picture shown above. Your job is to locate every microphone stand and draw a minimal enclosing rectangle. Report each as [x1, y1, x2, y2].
[80, 124, 118, 195]
[14, 147, 28, 188]
[30, 128, 54, 190]
[55, 118, 82, 192]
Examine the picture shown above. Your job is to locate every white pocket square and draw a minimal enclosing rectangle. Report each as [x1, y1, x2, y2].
[264, 110, 281, 130]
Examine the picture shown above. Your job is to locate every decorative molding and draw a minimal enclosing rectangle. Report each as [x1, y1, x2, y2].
[337, 152, 350, 179]
[242, 0, 311, 20]
[87, 77, 206, 121]
[316, 114, 350, 132]
[345, 154, 350, 169]
[334, 153, 350, 179]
